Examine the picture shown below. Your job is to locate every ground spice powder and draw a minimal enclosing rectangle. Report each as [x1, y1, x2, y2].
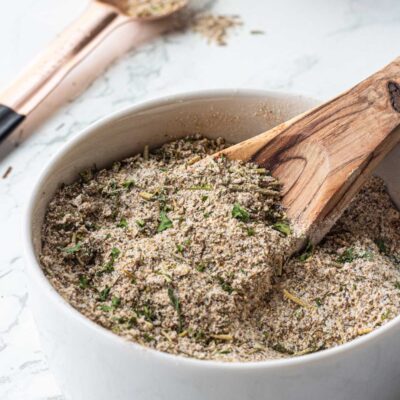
[40, 136, 400, 361]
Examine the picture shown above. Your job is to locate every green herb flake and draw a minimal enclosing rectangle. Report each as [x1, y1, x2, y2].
[157, 211, 173, 232]
[79, 168, 93, 183]
[110, 247, 121, 259]
[272, 343, 294, 355]
[375, 240, 400, 265]
[375, 238, 387, 254]
[78, 275, 90, 289]
[109, 181, 118, 191]
[137, 305, 156, 322]
[176, 244, 184, 254]
[98, 286, 111, 302]
[155, 191, 169, 211]
[97, 248, 120, 275]
[143, 333, 154, 342]
[111, 296, 121, 309]
[338, 248, 355, 263]
[194, 330, 206, 342]
[361, 251, 374, 261]
[99, 305, 112, 312]
[217, 277, 233, 294]
[298, 241, 314, 262]
[117, 218, 128, 229]
[189, 184, 213, 191]
[273, 222, 291, 236]
[127, 316, 138, 328]
[337, 248, 372, 264]
[168, 287, 183, 333]
[98, 261, 114, 275]
[122, 180, 135, 190]
[394, 281, 400, 290]
[62, 242, 82, 254]
[136, 219, 146, 228]
[196, 263, 206, 272]
[201, 195, 209, 202]
[84, 221, 99, 231]
[381, 310, 391, 321]
[232, 203, 250, 222]
[246, 227, 255, 236]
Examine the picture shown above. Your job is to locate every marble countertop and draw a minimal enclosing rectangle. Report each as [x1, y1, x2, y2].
[1, 0, 400, 398]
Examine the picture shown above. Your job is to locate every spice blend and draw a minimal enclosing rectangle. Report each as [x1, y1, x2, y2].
[40, 136, 400, 362]
[109, 0, 187, 19]
[192, 14, 242, 46]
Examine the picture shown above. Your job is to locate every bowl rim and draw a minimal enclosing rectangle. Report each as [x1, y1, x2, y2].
[23, 88, 400, 371]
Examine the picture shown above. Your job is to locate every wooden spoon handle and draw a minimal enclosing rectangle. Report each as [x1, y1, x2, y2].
[0, 1, 128, 143]
[222, 58, 400, 241]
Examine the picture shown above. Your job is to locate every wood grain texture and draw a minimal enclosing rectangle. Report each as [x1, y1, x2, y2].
[219, 58, 400, 243]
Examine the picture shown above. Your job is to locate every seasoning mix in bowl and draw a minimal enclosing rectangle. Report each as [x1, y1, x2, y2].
[39, 134, 400, 362]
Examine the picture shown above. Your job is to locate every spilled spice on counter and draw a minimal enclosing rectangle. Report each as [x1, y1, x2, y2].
[2, 166, 12, 179]
[40, 136, 400, 362]
[250, 30, 265, 35]
[192, 14, 242, 46]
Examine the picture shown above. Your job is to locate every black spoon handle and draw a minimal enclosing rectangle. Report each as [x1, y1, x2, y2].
[0, 105, 25, 143]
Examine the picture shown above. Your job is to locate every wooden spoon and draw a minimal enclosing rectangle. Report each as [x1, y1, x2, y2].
[218, 59, 400, 247]
[0, 0, 187, 144]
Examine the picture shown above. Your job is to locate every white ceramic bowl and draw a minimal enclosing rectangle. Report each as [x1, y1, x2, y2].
[24, 90, 400, 400]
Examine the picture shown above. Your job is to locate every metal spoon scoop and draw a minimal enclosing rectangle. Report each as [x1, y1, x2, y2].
[105, 0, 187, 21]
[0, 0, 187, 144]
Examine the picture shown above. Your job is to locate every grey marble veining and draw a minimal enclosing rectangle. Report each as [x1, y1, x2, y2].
[1, 0, 400, 398]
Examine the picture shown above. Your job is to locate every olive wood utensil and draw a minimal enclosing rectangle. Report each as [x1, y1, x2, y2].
[218, 59, 400, 246]
[0, 0, 187, 144]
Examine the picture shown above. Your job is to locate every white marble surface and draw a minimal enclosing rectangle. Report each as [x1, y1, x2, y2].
[1, 0, 400, 398]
